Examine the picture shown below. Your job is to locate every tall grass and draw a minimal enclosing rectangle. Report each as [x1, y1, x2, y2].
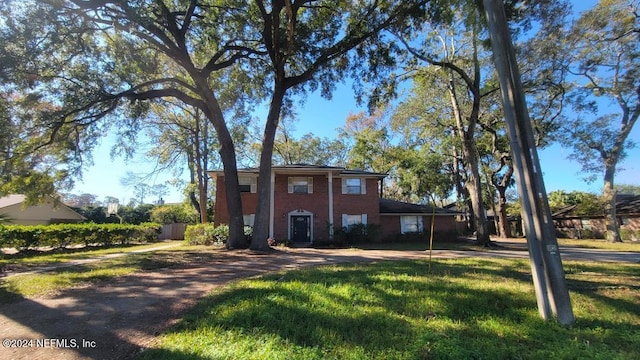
[139, 258, 639, 360]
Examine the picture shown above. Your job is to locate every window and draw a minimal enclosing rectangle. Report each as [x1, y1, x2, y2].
[401, 216, 424, 234]
[288, 177, 313, 194]
[239, 176, 257, 193]
[342, 178, 366, 194]
[342, 214, 368, 228]
[243, 214, 255, 227]
[581, 218, 592, 230]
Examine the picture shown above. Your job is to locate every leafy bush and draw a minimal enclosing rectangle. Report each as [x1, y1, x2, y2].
[151, 205, 198, 225]
[620, 229, 640, 241]
[334, 223, 381, 244]
[184, 223, 217, 245]
[0, 223, 162, 251]
[213, 225, 230, 244]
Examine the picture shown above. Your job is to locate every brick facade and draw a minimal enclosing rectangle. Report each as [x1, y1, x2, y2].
[210, 165, 459, 243]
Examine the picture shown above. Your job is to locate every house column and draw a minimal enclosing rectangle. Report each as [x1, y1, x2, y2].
[269, 171, 275, 239]
[328, 171, 334, 238]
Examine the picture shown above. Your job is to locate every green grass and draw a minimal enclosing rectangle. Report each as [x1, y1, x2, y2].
[557, 238, 640, 252]
[0, 240, 184, 271]
[0, 245, 225, 303]
[139, 258, 640, 360]
[0, 252, 182, 302]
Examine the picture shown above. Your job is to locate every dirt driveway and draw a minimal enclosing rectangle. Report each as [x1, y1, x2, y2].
[0, 245, 637, 360]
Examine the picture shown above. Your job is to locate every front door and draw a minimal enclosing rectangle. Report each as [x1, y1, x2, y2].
[291, 215, 311, 243]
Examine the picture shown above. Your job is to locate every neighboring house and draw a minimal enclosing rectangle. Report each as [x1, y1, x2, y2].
[0, 194, 85, 225]
[552, 194, 640, 240]
[209, 164, 459, 244]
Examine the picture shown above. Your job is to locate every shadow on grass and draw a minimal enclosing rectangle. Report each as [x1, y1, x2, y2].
[139, 259, 639, 359]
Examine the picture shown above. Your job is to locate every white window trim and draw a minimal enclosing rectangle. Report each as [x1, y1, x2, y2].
[341, 177, 366, 195]
[400, 215, 424, 234]
[243, 214, 256, 227]
[239, 176, 257, 193]
[341, 213, 368, 228]
[288, 176, 314, 194]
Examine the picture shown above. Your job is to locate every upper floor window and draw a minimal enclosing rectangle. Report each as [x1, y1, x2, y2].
[239, 176, 257, 193]
[288, 177, 313, 194]
[342, 178, 366, 194]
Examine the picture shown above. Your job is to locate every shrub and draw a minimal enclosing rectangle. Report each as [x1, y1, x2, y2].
[0, 223, 162, 251]
[151, 205, 198, 225]
[334, 223, 381, 245]
[184, 223, 217, 245]
[620, 229, 640, 241]
[213, 224, 230, 244]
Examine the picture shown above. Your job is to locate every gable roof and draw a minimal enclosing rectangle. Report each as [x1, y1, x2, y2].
[379, 198, 461, 216]
[0, 194, 27, 209]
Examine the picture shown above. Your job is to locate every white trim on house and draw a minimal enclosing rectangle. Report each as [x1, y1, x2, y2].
[328, 171, 334, 238]
[288, 209, 314, 242]
[400, 215, 424, 234]
[269, 171, 275, 239]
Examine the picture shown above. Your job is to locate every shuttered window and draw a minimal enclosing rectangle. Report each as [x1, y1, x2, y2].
[239, 176, 257, 193]
[288, 177, 313, 194]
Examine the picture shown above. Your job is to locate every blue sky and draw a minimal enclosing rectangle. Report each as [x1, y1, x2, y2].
[71, 0, 639, 204]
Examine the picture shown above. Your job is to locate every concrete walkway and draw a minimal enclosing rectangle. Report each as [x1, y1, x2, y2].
[0, 244, 637, 360]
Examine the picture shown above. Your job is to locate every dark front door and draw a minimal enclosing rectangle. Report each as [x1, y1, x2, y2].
[291, 215, 311, 242]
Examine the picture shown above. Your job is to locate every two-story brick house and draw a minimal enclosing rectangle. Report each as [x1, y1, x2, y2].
[210, 164, 458, 244]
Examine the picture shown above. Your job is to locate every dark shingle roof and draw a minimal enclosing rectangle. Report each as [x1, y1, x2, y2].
[379, 198, 460, 215]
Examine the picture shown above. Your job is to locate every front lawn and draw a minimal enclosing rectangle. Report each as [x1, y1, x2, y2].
[139, 258, 640, 360]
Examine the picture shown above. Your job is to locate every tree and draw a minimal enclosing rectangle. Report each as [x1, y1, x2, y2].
[340, 109, 397, 175]
[396, 6, 497, 246]
[143, 101, 219, 223]
[547, 190, 603, 216]
[249, 1, 429, 250]
[271, 116, 348, 166]
[2, 0, 262, 248]
[616, 183, 640, 195]
[561, 0, 640, 242]
[3, 1, 427, 251]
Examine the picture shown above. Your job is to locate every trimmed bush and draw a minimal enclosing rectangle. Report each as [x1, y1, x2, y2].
[334, 223, 381, 245]
[151, 205, 198, 225]
[0, 223, 162, 251]
[184, 223, 217, 245]
[620, 229, 640, 242]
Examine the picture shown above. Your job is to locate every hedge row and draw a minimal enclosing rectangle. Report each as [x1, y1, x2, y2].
[0, 223, 162, 251]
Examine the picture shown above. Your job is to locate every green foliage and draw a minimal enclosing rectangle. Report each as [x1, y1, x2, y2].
[140, 259, 640, 360]
[119, 204, 155, 225]
[548, 190, 604, 216]
[150, 204, 198, 225]
[620, 229, 640, 242]
[333, 223, 381, 245]
[184, 223, 218, 245]
[616, 184, 640, 196]
[0, 223, 161, 251]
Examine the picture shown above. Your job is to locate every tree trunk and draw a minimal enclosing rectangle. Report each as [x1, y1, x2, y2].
[191, 73, 245, 248]
[465, 151, 491, 246]
[603, 165, 621, 242]
[448, 78, 490, 246]
[495, 163, 514, 239]
[496, 185, 512, 238]
[251, 85, 286, 251]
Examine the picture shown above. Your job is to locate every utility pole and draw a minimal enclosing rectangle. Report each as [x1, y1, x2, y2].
[481, 0, 575, 325]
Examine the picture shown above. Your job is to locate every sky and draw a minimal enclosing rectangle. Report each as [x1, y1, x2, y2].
[70, 0, 640, 205]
